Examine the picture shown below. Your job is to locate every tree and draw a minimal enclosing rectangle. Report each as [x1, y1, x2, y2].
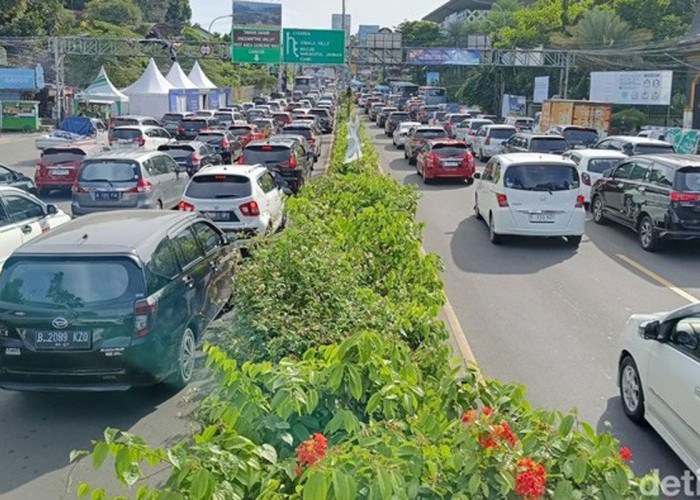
[612, 0, 696, 39]
[165, 0, 191, 29]
[133, 0, 167, 23]
[86, 0, 142, 25]
[395, 20, 444, 47]
[0, 0, 68, 36]
[550, 8, 652, 49]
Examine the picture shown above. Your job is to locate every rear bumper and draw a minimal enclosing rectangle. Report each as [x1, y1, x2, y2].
[493, 209, 585, 237]
[35, 178, 75, 189]
[72, 200, 155, 217]
[425, 167, 475, 180]
[0, 372, 157, 392]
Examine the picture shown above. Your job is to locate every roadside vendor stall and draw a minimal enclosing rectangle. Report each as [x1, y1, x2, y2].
[76, 66, 130, 118]
[0, 101, 40, 131]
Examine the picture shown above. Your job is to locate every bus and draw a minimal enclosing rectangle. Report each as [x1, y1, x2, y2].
[294, 75, 316, 94]
[419, 86, 447, 105]
[389, 81, 420, 98]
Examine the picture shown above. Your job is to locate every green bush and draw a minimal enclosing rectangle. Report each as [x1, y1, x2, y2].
[611, 108, 647, 134]
[73, 104, 657, 500]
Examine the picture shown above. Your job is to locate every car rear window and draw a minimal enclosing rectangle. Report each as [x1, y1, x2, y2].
[162, 114, 183, 122]
[636, 144, 675, 154]
[504, 164, 580, 191]
[198, 133, 225, 145]
[80, 161, 139, 182]
[390, 113, 410, 121]
[432, 144, 468, 157]
[284, 128, 311, 139]
[244, 145, 291, 164]
[159, 146, 195, 159]
[182, 120, 207, 131]
[229, 127, 252, 136]
[185, 174, 252, 199]
[0, 258, 143, 307]
[309, 110, 329, 118]
[587, 158, 621, 174]
[490, 128, 517, 139]
[530, 138, 569, 153]
[448, 114, 470, 122]
[42, 149, 86, 164]
[113, 118, 138, 127]
[675, 167, 700, 191]
[469, 120, 492, 130]
[112, 129, 142, 140]
[214, 113, 232, 122]
[563, 129, 598, 145]
[417, 130, 447, 139]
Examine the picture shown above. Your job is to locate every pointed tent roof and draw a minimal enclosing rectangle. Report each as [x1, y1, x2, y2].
[79, 66, 129, 102]
[188, 61, 217, 90]
[166, 62, 198, 90]
[122, 59, 174, 96]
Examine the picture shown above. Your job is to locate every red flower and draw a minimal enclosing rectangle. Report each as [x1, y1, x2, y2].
[295, 467, 303, 476]
[494, 421, 518, 447]
[462, 409, 477, 424]
[482, 407, 493, 417]
[478, 434, 499, 450]
[620, 446, 633, 462]
[296, 433, 328, 468]
[515, 457, 547, 499]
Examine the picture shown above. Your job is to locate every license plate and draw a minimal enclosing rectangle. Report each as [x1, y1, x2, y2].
[530, 213, 556, 223]
[443, 161, 460, 168]
[33, 331, 91, 350]
[203, 211, 233, 221]
[95, 191, 121, 201]
[51, 168, 70, 176]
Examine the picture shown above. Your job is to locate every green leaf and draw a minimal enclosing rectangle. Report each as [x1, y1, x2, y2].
[90, 488, 106, 500]
[303, 471, 329, 500]
[376, 468, 392, 498]
[332, 470, 356, 500]
[468, 474, 481, 495]
[259, 444, 277, 464]
[92, 442, 109, 469]
[198, 425, 218, 443]
[346, 365, 363, 400]
[136, 485, 149, 500]
[306, 389, 319, 413]
[70, 449, 89, 463]
[189, 468, 214, 500]
[553, 480, 574, 499]
[77, 483, 90, 498]
[366, 392, 382, 414]
[328, 364, 345, 391]
[560, 415, 575, 436]
[571, 457, 588, 484]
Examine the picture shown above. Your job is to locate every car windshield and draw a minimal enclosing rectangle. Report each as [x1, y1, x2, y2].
[432, 145, 468, 157]
[185, 174, 252, 199]
[80, 161, 139, 182]
[504, 164, 580, 191]
[635, 144, 675, 154]
[563, 129, 598, 145]
[491, 128, 517, 139]
[675, 167, 700, 191]
[215, 113, 232, 122]
[244, 145, 291, 164]
[182, 120, 207, 131]
[0, 259, 143, 308]
[159, 146, 195, 159]
[417, 130, 447, 139]
[42, 149, 85, 164]
[112, 129, 141, 140]
[587, 158, 622, 174]
[530, 138, 569, 153]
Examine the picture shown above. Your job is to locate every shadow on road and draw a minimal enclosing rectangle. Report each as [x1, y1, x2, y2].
[449, 216, 578, 275]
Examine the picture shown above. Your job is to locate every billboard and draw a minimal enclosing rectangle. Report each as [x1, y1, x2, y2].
[502, 94, 526, 117]
[590, 71, 673, 106]
[406, 48, 480, 66]
[233, 1, 281, 29]
[358, 25, 380, 42]
[426, 72, 440, 85]
[332, 14, 351, 39]
[232, 1, 282, 64]
[533, 76, 549, 104]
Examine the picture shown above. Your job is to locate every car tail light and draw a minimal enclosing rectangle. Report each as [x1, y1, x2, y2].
[134, 136, 146, 147]
[178, 200, 195, 211]
[238, 156, 245, 164]
[496, 193, 508, 207]
[108, 136, 114, 144]
[221, 138, 230, 148]
[670, 191, 700, 202]
[485, 137, 491, 145]
[72, 182, 86, 194]
[427, 153, 439, 168]
[576, 195, 585, 208]
[191, 153, 201, 165]
[176, 126, 184, 135]
[239, 200, 260, 216]
[286, 155, 298, 168]
[463, 152, 475, 169]
[309, 135, 316, 143]
[581, 172, 591, 186]
[128, 178, 153, 194]
[134, 297, 158, 337]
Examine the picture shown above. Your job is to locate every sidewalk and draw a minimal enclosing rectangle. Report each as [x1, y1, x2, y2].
[0, 132, 44, 145]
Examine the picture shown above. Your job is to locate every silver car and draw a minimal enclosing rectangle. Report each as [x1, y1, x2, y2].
[71, 150, 189, 216]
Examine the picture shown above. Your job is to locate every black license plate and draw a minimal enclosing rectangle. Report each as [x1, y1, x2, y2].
[95, 191, 121, 201]
[203, 211, 234, 221]
[33, 331, 91, 350]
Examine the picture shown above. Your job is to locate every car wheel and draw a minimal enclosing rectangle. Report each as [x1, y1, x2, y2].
[479, 149, 485, 162]
[638, 216, 659, 252]
[592, 196, 606, 225]
[409, 155, 416, 166]
[404, 149, 408, 159]
[620, 355, 645, 424]
[567, 235, 582, 247]
[474, 195, 482, 220]
[156, 200, 163, 210]
[489, 214, 503, 244]
[168, 327, 196, 389]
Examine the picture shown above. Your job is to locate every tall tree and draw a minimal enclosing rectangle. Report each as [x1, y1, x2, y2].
[550, 8, 652, 49]
[85, 0, 142, 25]
[395, 20, 444, 47]
[0, 0, 67, 36]
[133, 0, 168, 23]
[165, 0, 191, 29]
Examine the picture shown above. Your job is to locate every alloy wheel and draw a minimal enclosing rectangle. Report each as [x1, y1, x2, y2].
[621, 365, 640, 413]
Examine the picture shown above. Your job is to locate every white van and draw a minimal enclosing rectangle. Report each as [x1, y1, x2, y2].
[474, 153, 585, 246]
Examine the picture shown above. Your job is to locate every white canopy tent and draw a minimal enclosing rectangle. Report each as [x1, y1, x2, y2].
[122, 59, 174, 118]
[188, 61, 222, 109]
[77, 66, 130, 116]
[166, 62, 198, 112]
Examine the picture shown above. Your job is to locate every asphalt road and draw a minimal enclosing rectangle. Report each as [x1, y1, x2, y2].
[0, 133, 333, 499]
[365, 114, 700, 493]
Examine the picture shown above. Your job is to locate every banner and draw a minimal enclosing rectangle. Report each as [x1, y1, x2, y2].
[590, 71, 673, 105]
[406, 49, 480, 66]
[533, 76, 549, 104]
[426, 72, 440, 85]
[502, 94, 526, 117]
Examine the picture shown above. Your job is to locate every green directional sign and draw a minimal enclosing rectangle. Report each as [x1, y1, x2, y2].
[232, 28, 281, 64]
[283, 29, 346, 65]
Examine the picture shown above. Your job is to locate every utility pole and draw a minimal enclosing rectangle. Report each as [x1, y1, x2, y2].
[52, 37, 65, 125]
[563, 52, 571, 99]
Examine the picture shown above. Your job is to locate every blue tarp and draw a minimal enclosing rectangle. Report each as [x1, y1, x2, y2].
[59, 117, 97, 136]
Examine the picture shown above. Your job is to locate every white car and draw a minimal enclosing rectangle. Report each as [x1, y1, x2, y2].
[474, 154, 585, 246]
[454, 119, 495, 145]
[619, 303, 700, 474]
[178, 164, 287, 236]
[562, 149, 627, 204]
[474, 125, 518, 161]
[109, 126, 174, 151]
[392, 122, 421, 149]
[0, 186, 71, 266]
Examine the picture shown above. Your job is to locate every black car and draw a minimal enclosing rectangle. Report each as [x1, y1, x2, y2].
[591, 155, 700, 251]
[308, 108, 333, 134]
[242, 139, 313, 193]
[195, 130, 242, 164]
[0, 163, 37, 194]
[158, 141, 222, 176]
[385, 112, 411, 137]
[178, 117, 221, 141]
[377, 107, 398, 129]
[547, 126, 599, 149]
[502, 133, 569, 155]
[161, 112, 193, 136]
[0, 211, 238, 391]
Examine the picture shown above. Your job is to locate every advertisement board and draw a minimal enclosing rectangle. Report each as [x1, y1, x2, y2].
[590, 71, 673, 105]
[501, 94, 526, 117]
[406, 48, 479, 66]
[533, 76, 549, 104]
[232, 1, 282, 64]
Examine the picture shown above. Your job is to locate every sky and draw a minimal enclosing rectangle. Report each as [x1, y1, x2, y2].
[192, 0, 447, 34]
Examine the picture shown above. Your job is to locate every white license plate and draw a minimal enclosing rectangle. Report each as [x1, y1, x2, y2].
[51, 169, 69, 176]
[530, 213, 555, 223]
[443, 161, 460, 168]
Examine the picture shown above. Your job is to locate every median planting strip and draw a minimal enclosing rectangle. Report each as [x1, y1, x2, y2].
[72, 104, 657, 500]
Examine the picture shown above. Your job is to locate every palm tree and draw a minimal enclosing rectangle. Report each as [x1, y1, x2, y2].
[550, 8, 652, 49]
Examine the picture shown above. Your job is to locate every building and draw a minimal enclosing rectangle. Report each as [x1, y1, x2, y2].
[423, 0, 494, 28]
[358, 25, 380, 43]
[332, 14, 352, 41]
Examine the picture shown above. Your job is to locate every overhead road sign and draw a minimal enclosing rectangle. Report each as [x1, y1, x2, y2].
[406, 48, 480, 66]
[283, 29, 345, 65]
[232, 1, 281, 64]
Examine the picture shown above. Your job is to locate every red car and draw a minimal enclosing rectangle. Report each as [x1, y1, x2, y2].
[34, 143, 103, 194]
[228, 124, 264, 149]
[273, 112, 293, 128]
[415, 139, 475, 184]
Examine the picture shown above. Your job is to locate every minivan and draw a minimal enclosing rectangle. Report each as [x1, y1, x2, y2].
[502, 133, 569, 155]
[242, 139, 313, 193]
[0, 211, 237, 391]
[71, 150, 189, 216]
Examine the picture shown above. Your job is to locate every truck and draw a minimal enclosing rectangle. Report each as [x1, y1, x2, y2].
[536, 99, 612, 135]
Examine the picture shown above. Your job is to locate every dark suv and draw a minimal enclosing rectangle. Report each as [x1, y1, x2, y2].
[502, 133, 569, 155]
[591, 155, 700, 251]
[196, 130, 242, 164]
[178, 117, 220, 140]
[385, 112, 411, 137]
[0, 211, 237, 391]
[158, 141, 222, 176]
[242, 139, 313, 193]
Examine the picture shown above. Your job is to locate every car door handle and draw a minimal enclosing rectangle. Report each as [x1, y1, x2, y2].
[636, 186, 646, 193]
[182, 276, 195, 288]
[21, 225, 32, 235]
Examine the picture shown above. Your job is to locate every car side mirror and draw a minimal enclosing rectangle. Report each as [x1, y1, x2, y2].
[639, 320, 660, 340]
[474, 172, 482, 179]
[45, 204, 59, 216]
[603, 168, 613, 178]
[282, 186, 293, 196]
